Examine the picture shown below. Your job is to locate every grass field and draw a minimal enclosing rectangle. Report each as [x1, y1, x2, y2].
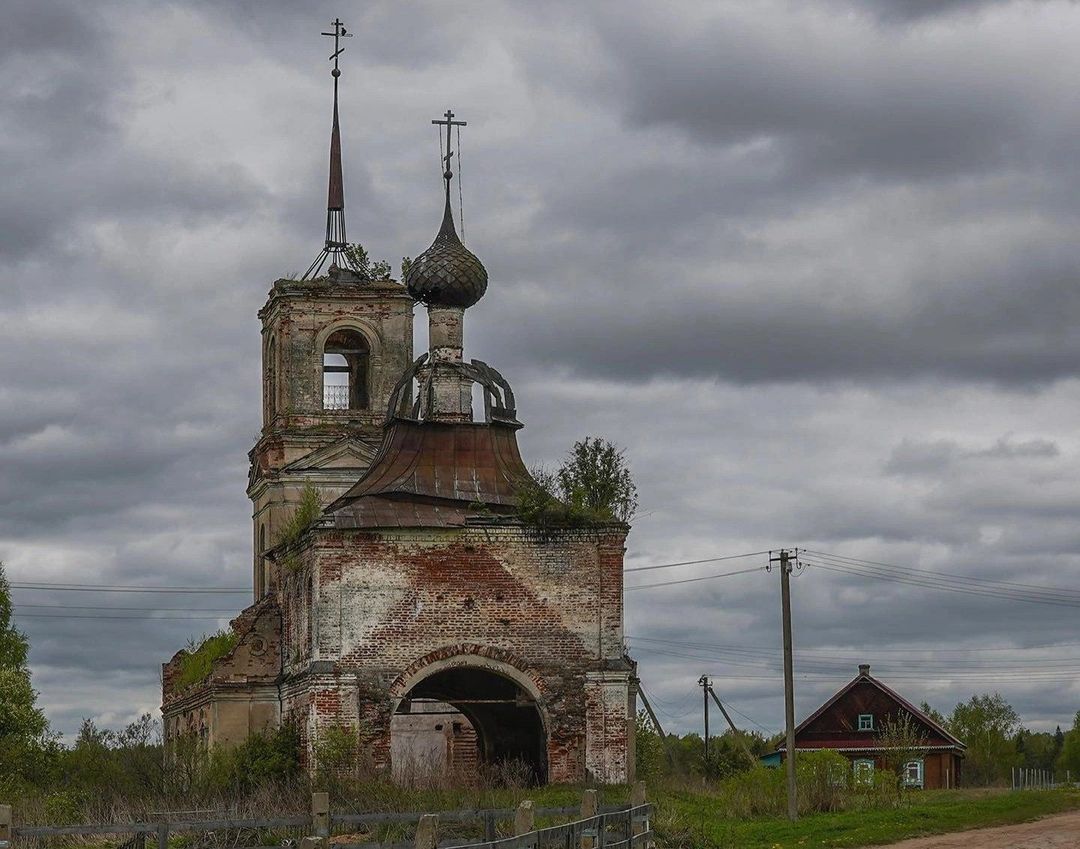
[654, 786, 1080, 849]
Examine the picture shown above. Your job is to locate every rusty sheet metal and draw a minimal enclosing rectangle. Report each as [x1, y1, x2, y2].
[329, 420, 529, 528]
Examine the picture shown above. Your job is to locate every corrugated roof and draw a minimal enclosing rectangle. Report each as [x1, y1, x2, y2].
[327, 418, 530, 529]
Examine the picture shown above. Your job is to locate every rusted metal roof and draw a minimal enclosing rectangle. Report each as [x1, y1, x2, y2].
[328, 419, 530, 528]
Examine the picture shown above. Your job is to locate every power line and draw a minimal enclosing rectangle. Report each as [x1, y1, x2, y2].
[626, 635, 1080, 668]
[802, 556, 1080, 609]
[631, 644, 1080, 682]
[15, 603, 240, 612]
[16, 613, 233, 621]
[625, 566, 763, 591]
[10, 583, 249, 594]
[627, 633, 1080, 656]
[624, 550, 770, 574]
[804, 550, 1080, 598]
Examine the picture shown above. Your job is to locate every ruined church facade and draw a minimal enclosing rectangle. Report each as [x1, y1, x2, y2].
[161, 41, 635, 782]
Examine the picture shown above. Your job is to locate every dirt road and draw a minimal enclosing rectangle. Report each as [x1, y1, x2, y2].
[875, 809, 1080, 848]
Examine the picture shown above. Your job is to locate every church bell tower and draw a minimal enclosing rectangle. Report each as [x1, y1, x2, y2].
[247, 19, 413, 599]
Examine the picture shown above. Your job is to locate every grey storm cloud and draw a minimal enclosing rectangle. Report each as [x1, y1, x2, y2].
[2, 0, 1079, 739]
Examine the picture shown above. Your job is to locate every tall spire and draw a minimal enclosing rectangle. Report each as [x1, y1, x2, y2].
[303, 18, 363, 281]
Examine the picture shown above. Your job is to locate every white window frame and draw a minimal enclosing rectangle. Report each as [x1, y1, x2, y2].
[903, 758, 924, 788]
[858, 713, 874, 731]
[853, 758, 875, 785]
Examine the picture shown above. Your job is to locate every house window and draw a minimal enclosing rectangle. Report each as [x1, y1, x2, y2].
[858, 714, 874, 731]
[853, 758, 875, 785]
[323, 328, 370, 410]
[903, 759, 924, 788]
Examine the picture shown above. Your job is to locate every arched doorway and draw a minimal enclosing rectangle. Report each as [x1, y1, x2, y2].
[391, 665, 547, 786]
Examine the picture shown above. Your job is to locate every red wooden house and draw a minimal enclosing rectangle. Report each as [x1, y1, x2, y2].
[777, 664, 965, 789]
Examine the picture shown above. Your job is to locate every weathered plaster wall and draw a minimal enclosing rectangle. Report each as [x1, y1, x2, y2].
[277, 523, 634, 783]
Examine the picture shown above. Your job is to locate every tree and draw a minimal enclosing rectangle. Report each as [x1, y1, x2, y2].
[342, 243, 392, 280]
[1059, 711, 1080, 779]
[919, 701, 947, 727]
[556, 437, 638, 522]
[877, 713, 927, 800]
[948, 692, 1020, 785]
[0, 562, 53, 790]
[516, 438, 638, 528]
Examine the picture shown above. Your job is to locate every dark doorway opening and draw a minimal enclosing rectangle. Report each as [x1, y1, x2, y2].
[391, 666, 546, 786]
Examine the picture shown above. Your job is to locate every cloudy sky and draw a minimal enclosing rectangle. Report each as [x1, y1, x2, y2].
[3, 0, 1080, 741]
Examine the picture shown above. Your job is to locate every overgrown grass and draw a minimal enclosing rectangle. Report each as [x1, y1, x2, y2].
[656, 785, 1080, 849]
[175, 630, 238, 689]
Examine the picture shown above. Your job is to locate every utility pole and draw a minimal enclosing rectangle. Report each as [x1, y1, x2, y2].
[698, 674, 710, 764]
[771, 548, 798, 822]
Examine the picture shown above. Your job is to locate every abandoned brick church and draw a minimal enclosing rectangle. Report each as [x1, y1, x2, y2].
[161, 25, 635, 785]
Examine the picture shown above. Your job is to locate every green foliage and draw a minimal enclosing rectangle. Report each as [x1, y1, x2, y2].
[515, 438, 638, 528]
[1060, 711, 1080, 777]
[876, 713, 928, 798]
[948, 692, 1021, 785]
[0, 562, 53, 792]
[175, 629, 239, 689]
[275, 483, 323, 554]
[401, 256, 413, 279]
[342, 243, 393, 280]
[557, 437, 638, 522]
[635, 711, 666, 779]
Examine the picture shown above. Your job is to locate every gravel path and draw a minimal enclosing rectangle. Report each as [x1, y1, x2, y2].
[873, 809, 1080, 848]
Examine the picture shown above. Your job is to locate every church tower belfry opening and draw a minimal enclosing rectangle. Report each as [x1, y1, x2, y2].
[246, 19, 413, 599]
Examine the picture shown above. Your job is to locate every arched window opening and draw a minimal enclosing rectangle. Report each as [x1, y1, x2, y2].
[266, 336, 277, 423]
[391, 666, 546, 787]
[323, 329, 370, 410]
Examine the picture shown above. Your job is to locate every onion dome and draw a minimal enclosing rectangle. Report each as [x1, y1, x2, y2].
[405, 190, 488, 308]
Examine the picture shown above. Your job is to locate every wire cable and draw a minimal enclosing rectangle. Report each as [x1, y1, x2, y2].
[625, 566, 764, 591]
[10, 582, 249, 594]
[625, 550, 771, 574]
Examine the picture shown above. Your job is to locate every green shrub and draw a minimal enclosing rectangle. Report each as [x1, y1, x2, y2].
[275, 484, 323, 554]
[515, 438, 637, 528]
[175, 630, 238, 689]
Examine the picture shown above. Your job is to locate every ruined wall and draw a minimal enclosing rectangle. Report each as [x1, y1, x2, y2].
[277, 522, 634, 783]
[162, 601, 282, 750]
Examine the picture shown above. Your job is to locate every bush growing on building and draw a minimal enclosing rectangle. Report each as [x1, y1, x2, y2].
[175, 629, 239, 688]
[275, 483, 324, 552]
[343, 243, 393, 280]
[558, 437, 638, 522]
[516, 437, 637, 527]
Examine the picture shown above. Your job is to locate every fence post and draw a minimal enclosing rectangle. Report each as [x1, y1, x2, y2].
[1, 804, 11, 849]
[312, 792, 329, 839]
[414, 814, 438, 849]
[630, 782, 648, 847]
[514, 801, 535, 836]
[156, 822, 168, 849]
[581, 790, 598, 849]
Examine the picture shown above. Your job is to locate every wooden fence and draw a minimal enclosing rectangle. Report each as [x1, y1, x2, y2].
[2, 785, 654, 849]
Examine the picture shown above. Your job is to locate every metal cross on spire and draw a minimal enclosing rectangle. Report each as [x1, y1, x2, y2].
[433, 109, 467, 187]
[432, 109, 467, 239]
[303, 17, 360, 281]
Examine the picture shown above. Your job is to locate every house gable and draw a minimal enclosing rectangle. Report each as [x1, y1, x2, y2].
[791, 669, 964, 751]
